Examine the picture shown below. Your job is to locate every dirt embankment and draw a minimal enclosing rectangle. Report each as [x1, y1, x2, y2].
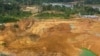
[0, 19, 100, 56]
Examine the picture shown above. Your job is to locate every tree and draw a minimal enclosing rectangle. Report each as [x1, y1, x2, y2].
[84, 0, 100, 4]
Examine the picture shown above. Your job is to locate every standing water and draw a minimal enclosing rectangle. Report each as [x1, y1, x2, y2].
[80, 48, 97, 56]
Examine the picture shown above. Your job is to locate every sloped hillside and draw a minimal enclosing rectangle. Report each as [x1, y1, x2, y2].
[0, 19, 100, 56]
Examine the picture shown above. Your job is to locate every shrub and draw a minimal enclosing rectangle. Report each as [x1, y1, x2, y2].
[0, 16, 19, 23]
[35, 12, 70, 19]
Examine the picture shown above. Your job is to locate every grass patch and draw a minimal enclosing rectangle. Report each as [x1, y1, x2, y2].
[0, 11, 32, 23]
[0, 16, 19, 23]
[35, 12, 70, 19]
[10, 11, 32, 18]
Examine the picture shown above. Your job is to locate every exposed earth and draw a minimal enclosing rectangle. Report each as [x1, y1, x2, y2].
[0, 18, 100, 56]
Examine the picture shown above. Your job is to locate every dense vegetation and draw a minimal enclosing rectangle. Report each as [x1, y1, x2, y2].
[0, 0, 100, 5]
[0, 0, 76, 22]
[0, 0, 100, 22]
[35, 3, 100, 19]
[0, 1, 32, 23]
[74, 4, 100, 15]
[84, 0, 100, 4]
[0, 0, 75, 5]
[35, 5, 75, 19]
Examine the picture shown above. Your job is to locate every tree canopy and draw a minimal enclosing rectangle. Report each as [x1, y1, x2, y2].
[0, 0, 75, 5]
[84, 0, 100, 4]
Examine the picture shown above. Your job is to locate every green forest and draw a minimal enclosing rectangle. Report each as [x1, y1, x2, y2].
[84, 0, 100, 4]
[0, 0, 100, 23]
[0, 0, 75, 5]
[0, 1, 32, 23]
[0, 0, 100, 5]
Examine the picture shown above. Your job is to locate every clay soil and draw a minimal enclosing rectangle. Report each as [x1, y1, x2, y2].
[0, 19, 100, 56]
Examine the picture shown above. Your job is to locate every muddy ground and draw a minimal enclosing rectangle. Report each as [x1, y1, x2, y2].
[0, 19, 100, 56]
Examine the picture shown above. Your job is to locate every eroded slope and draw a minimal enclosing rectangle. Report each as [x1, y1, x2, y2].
[0, 19, 100, 56]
